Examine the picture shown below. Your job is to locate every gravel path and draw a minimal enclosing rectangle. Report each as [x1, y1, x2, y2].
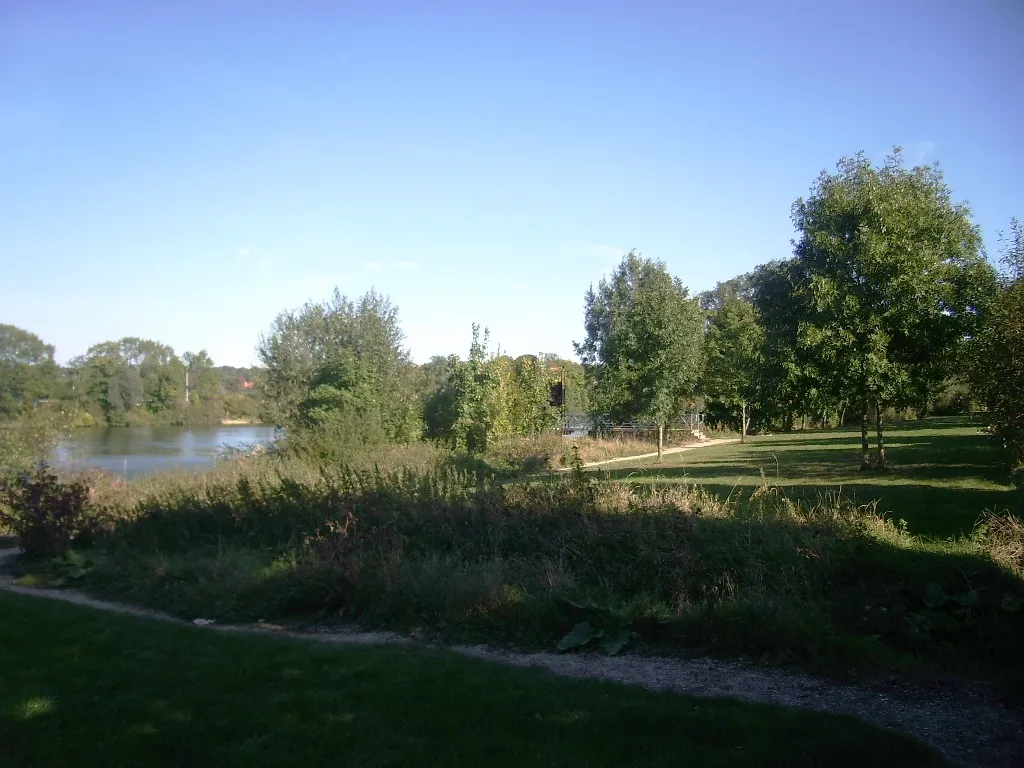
[2, 547, 1021, 767]
[558, 437, 740, 469]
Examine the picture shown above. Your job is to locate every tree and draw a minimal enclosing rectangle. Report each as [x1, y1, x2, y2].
[997, 218, 1024, 283]
[183, 350, 218, 405]
[425, 325, 494, 452]
[257, 288, 419, 441]
[971, 218, 1024, 473]
[67, 338, 187, 425]
[575, 250, 705, 461]
[748, 260, 814, 431]
[0, 325, 58, 421]
[701, 290, 763, 442]
[792, 150, 994, 469]
[698, 274, 755, 314]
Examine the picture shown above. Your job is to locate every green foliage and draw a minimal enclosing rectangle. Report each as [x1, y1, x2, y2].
[66, 337, 199, 426]
[31, 435, 1024, 680]
[701, 289, 763, 436]
[222, 392, 260, 421]
[0, 407, 68, 474]
[257, 288, 419, 442]
[792, 149, 996, 465]
[0, 324, 58, 422]
[540, 355, 589, 414]
[426, 326, 556, 453]
[0, 464, 94, 560]
[576, 251, 704, 428]
[555, 621, 632, 655]
[556, 599, 635, 655]
[749, 259, 812, 431]
[971, 220, 1024, 475]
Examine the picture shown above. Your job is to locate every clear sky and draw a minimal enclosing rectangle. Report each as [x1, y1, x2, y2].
[2, 0, 1022, 367]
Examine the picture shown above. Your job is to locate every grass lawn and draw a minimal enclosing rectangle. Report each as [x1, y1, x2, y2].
[594, 417, 1017, 537]
[0, 593, 942, 768]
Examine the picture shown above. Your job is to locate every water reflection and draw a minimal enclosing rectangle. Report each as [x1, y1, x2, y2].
[56, 425, 277, 478]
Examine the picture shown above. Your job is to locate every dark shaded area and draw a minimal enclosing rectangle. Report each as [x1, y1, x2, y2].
[56, 469, 1024, 686]
[0, 592, 943, 768]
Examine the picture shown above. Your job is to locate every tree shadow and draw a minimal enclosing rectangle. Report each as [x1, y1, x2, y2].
[597, 423, 1015, 537]
[0, 590, 955, 767]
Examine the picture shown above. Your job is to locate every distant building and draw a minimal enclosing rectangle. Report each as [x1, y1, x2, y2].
[242, 380, 254, 390]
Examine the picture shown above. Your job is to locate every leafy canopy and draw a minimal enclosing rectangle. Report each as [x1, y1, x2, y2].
[575, 251, 704, 424]
[792, 150, 995, 417]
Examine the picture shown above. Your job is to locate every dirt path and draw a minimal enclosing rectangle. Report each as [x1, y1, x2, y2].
[1, 547, 1020, 767]
[560, 437, 740, 470]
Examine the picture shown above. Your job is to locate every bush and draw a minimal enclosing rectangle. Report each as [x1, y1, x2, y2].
[0, 464, 94, 560]
[57, 462, 1024, 676]
[0, 409, 67, 474]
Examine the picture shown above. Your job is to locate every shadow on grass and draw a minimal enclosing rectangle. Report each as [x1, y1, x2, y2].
[71, 477, 1024, 690]
[0, 590, 951, 768]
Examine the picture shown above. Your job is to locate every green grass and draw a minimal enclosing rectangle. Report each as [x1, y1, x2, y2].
[0, 592, 942, 768]
[9, 417, 1024, 685]
[596, 417, 1017, 537]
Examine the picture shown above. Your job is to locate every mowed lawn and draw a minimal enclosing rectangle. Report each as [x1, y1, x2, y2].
[595, 417, 1016, 537]
[0, 593, 941, 768]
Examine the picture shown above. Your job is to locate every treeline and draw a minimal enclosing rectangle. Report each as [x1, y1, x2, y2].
[578, 151, 1015, 470]
[0, 328, 262, 428]
[5, 148, 1022, 477]
[256, 291, 584, 457]
[254, 148, 1022, 475]
[692, 152, 1016, 471]
[575, 150, 1020, 472]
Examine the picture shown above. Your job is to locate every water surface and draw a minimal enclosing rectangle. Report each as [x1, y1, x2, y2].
[56, 425, 277, 478]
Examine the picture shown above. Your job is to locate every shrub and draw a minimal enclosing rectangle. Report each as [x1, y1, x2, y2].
[59, 459, 1024, 677]
[0, 464, 94, 560]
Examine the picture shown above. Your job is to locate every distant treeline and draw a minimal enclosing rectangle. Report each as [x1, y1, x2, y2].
[0, 330, 262, 427]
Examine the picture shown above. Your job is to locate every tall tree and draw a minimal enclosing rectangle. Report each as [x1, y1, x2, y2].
[701, 290, 763, 442]
[749, 260, 813, 431]
[0, 325, 58, 420]
[257, 288, 419, 441]
[792, 150, 994, 469]
[971, 218, 1024, 472]
[575, 250, 705, 461]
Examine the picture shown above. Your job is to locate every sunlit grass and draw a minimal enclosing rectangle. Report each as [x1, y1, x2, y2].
[596, 417, 1017, 537]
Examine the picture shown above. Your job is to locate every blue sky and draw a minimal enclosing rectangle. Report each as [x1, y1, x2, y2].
[2, 0, 1022, 367]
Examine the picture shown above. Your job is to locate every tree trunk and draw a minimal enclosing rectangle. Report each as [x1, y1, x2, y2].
[875, 401, 886, 469]
[839, 407, 846, 428]
[859, 353, 870, 470]
[657, 422, 664, 463]
[740, 401, 747, 443]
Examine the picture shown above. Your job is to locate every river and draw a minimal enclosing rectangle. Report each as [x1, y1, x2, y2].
[56, 425, 278, 478]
